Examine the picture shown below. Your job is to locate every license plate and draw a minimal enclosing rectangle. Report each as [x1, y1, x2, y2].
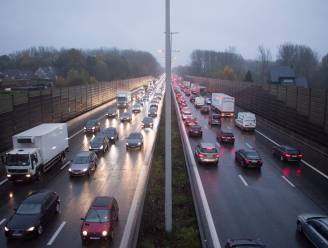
[90, 237, 100, 240]
[251, 160, 258, 163]
[292, 155, 297, 158]
[13, 233, 22, 237]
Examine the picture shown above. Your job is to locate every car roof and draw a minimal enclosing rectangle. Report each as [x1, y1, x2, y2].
[86, 119, 97, 124]
[200, 142, 215, 148]
[280, 145, 297, 150]
[91, 196, 115, 209]
[76, 151, 93, 157]
[24, 191, 52, 204]
[227, 238, 265, 246]
[221, 129, 233, 134]
[103, 127, 116, 131]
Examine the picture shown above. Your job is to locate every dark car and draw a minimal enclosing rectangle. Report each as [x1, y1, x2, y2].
[148, 108, 157, 118]
[132, 103, 142, 113]
[149, 103, 158, 111]
[142, 117, 154, 128]
[225, 239, 266, 248]
[81, 197, 119, 244]
[200, 105, 210, 114]
[89, 135, 110, 154]
[84, 120, 101, 133]
[126, 132, 144, 150]
[209, 111, 221, 126]
[297, 214, 328, 248]
[5, 191, 60, 239]
[272, 145, 303, 162]
[188, 125, 202, 137]
[235, 149, 263, 169]
[106, 108, 117, 118]
[217, 129, 235, 144]
[190, 96, 196, 103]
[195, 143, 220, 165]
[102, 127, 119, 143]
[119, 112, 132, 122]
[68, 151, 98, 177]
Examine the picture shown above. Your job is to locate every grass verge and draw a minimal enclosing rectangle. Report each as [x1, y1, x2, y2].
[137, 103, 201, 248]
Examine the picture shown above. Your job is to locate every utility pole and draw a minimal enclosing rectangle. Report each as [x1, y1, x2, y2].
[165, 0, 172, 233]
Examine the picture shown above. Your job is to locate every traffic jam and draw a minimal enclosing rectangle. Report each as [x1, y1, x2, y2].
[0, 79, 165, 247]
[172, 77, 328, 248]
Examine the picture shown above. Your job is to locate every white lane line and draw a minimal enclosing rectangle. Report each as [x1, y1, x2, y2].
[0, 218, 6, 226]
[245, 143, 253, 149]
[47, 221, 66, 246]
[60, 161, 70, 170]
[282, 176, 295, 188]
[68, 129, 83, 140]
[238, 175, 248, 187]
[0, 178, 8, 186]
[255, 129, 328, 181]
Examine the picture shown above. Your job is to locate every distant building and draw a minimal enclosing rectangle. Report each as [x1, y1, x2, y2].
[34, 66, 57, 81]
[1, 69, 34, 80]
[269, 66, 296, 85]
[295, 77, 308, 88]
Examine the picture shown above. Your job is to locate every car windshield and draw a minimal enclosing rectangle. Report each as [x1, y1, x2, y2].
[6, 154, 30, 166]
[129, 133, 140, 139]
[212, 115, 220, 119]
[85, 209, 110, 223]
[121, 112, 130, 117]
[192, 126, 201, 131]
[245, 151, 260, 159]
[222, 132, 234, 137]
[17, 203, 42, 215]
[117, 96, 126, 101]
[103, 129, 115, 135]
[91, 137, 103, 144]
[143, 118, 152, 123]
[286, 149, 299, 154]
[86, 120, 96, 127]
[73, 156, 89, 164]
[200, 147, 217, 153]
[108, 109, 116, 113]
[133, 104, 140, 108]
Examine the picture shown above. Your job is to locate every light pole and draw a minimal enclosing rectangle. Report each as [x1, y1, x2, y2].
[165, 0, 172, 233]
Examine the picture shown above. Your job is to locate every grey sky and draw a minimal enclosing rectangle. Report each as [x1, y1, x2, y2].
[1, 0, 327, 66]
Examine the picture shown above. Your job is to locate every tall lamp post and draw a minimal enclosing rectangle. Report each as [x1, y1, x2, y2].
[165, 0, 172, 233]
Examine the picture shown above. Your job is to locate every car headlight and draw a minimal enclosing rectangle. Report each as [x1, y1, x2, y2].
[82, 230, 87, 236]
[4, 226, 9, 232]
[7, 174, 11, 178]
[89, 146, 92, 149]
[26, 174, 31, 178]
[84, 127, 86, 130]
[27, 226, 35, 232]
[126, 142, 129, 146]
[138, 142, 141, 145]
[82, 168, 88, 172]
[99, 145, 103, 149]
[102, 230, 108, 236]
[68, 168, 72, 172]
[111, 137, 114, 140]
[92, 127, 95, 130]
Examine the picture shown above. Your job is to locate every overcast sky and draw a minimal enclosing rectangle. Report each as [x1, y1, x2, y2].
[1, 0, 327, 66]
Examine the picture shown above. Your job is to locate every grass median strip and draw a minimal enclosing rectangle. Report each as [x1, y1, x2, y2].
[138, 102, 201, 248]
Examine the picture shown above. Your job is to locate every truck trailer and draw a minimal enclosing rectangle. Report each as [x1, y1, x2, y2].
[211, 93, 235, 117]
[3, 123, 69, 182]
[117, 91, 132, 108]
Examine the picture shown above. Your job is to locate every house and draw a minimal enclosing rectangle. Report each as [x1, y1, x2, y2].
[269, 66, 296, 85]
[34, 66, 57, 81]
[1, 69, 34, 80]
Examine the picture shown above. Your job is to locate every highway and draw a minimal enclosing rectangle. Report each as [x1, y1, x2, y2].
[173, 83, 328, 248]
[0, 80, 164, 248]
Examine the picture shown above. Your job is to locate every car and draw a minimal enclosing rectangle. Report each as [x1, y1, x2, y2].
[297, 214, 328, 248]
[195, 143, 220, 165]
[190, 96, 196, 103]
[206, 98, 212, 105]
[101, 127, 119, 143]
[149, 103, 158, 111]
[200, 105, 210, 114]
[209, 110, 221, 126]
[148, 108, 158, 118]
[132, 103, 142, 113]
[272, 145, 303, 162]
[235, 149, 263, 169]
[106, 108, 117, 118]
[68, 151, 98, 176]
[185, 91, 191, 97]
[142, 117, 154, 128]
[4, 191, 60, 239]
[126, 132, 144, 150]
[84, 120, 101, 133]
[184, 117, 198, 127]
[217, 129, 235, 144]
[136, 99, 144, 106]
[81, 197, 119, 244]
[225, 239, 266, 248]
[119, 112, 132, 122]
[89, 135, 110, 154]
[179, 101, 188, 109]
[188, 125, 202, 137]
[142, 95, 149, 101]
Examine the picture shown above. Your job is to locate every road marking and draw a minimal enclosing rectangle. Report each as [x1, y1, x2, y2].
[245, 143, 253, 149]
[47, 221, 66, 246]
[282, 176, 295, 188]
[255, 129, 328, 181]
[60, 161, 70, 170]
[0, 179, 8, 186]
[0, 218, 6, 226]
[238, 175, 248, 186]
[68, 129, 83, 139]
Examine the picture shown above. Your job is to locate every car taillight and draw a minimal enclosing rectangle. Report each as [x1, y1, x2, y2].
[214, 154, 220, 158]
[298, 154, 303, 158]
[244, 159, 250, 164]
[284, 153, 291, 158]
[258, 160, 263, 165]
[198, 153, 205, 158]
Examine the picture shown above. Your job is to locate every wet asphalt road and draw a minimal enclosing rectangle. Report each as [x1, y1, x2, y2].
[0, 85, 163, 248]
[175, 89, 328, 248]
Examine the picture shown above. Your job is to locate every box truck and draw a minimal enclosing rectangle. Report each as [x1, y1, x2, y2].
[117, 91, 132, 108]
[3, 123, 69, 182]
[211, 93, 235, 117]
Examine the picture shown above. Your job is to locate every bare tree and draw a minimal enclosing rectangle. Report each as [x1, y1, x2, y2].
[257, 45, 272, 83]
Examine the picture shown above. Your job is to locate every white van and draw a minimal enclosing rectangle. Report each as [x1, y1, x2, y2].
[235, 112, 256, 131]
[195, 96, 205, 108]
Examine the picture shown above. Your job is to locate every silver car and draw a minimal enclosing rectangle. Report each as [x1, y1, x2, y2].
[68, 151, 97, 177]
[126, 132, 144, 150]
[120, 112, 132, 122]
[297, 214, 328, 248]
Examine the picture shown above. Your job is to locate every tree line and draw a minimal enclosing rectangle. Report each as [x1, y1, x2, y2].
[0, 47, 162, 86]
[174, 43, 328, 89]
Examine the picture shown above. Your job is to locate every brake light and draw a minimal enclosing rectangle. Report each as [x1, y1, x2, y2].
[297, 154, 303, 158]
[198, 153, 205, 158]
[244, 159, 250, 164]
[214, 154, 220, 158]
[284, 153, 291, 158]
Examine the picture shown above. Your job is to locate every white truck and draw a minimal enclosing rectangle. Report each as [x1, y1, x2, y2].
[117, 91, 132, 108]
[235, 112, 256, 131]
[2, 123, 69, 182]
[195, 96, 205, 108]
[211, 93, 235, 117]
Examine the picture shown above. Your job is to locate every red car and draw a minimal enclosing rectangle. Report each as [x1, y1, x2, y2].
[188, 125, 203, 137]
[184, 117, 198, 126]
[81, 197, 119, 244]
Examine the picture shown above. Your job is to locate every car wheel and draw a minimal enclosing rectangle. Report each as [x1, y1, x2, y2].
[297, 221, 303, 233]
[37, 225, 43, 236]
[55, 202, 60, 214]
